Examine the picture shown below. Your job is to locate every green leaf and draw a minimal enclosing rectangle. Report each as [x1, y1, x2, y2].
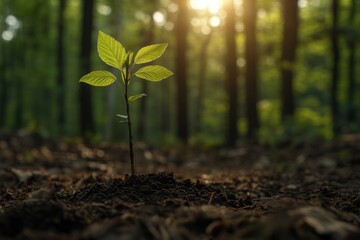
[135, 65, 174, 82]
[134, 43, 168, 64]
[122, 67, 132, 84]
[121, 51, 134, 84]
[98, 31, 126, 70]
[79, 71, 116, 86]
[116, 114, 128, 119]
[127, 51, 134, 66]
[128, 93, 147, 102]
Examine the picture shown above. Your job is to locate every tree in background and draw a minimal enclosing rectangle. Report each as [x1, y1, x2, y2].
[104, 0, 122, 141]
[346, 0, 357, 127]
[175, 0, 189, 142]
[79, 0, 95, 137]
[224, 0, 238, 146]
[0, 56, 5, 127]
[194, 33, 212, 134]
[0, 1, 7, 128]
[330, 0, 340, 136]
[137, 0, 157, 140]
[0, 0, 53, 131]
[1, 0, 359, 143]
[280, 0, 299, 122]
[56, 0, 66, 134]
[244, 0, 259, 141]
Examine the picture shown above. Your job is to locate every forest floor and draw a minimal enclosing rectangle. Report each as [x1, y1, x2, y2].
[0, 131, 359, 240]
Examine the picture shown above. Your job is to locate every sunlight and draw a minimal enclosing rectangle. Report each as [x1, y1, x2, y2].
[298, 0, 308, 8]
[209, 16, 221, 27]
[153, 11, 165, 26]
[190, 0, 223, 33]
[2, 15, 21, 42]
[2, 30, 14, 41]
[97, 4, 111, 16]
[6, 15, 20, 28]
[190, 0, 222, 14]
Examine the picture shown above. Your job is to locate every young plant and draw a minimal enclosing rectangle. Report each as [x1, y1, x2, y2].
[80, 31, 173, 175]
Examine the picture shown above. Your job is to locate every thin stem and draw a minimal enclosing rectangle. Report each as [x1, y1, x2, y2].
[123, 67, 135, 175]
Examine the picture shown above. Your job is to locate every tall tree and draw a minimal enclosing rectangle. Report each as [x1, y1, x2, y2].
[175, 0, 189, 142]
[0, 2, 7, 128]
[346, 0, 357, 126]
[137, 1, 157, 140]
[79, 0, 95, 137]
[161, 81, 171, 134]
[224, 0, 239, 146]
[104, 0, 122, 140]
[244, 0, 259, 141]
[0, 58, 5, 128]
[0, 45, 10, 128]
[56, 0, 66, 134]
[194, 33, 212, 134]
[280, 0, 299, 121]
[330, 0, 340, 136]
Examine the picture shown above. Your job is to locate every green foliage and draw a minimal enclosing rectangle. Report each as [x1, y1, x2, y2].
[116, 114, 128, 119]
[97, 31, 127, 70]
[258, 99, 332, 144]
[80, 71, 116, 86]
[258, 100, 281, 144]
[2, 0, 359, 145]
[135, 65, 174, 81]
[79, 31, 173, 175]
[128, 93, 147, 102]
[81, 31, 173, 86]
[294, 107, 332, 140]
[135, 43, 168, 64]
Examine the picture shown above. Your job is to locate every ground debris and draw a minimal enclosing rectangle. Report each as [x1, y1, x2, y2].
[0, 132, 359, 239]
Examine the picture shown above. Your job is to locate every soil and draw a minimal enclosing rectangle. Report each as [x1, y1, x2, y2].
[0, 131, 359, 239]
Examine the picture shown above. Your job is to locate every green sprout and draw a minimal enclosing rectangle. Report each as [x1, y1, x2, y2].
[80, 31, 173, 175]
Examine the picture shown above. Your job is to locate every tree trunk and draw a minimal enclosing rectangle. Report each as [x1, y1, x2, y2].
[224, 0, 238, 146]
[175, 0, 189, 142]
[137, 80, 148, 140]
[280, 0, 299, 121]
[56, 0, 66, 135]
[104, 0, 122, 141]
[346, 0, 357, 126]
[194, 33, 212, 133]
[14, 55, 24, 130]
[244, 0, 259, 141]
[0, 2, 5, 127]
[0, 57, 5, 127]
[0, 12, 7, 127]
[138, 9, 156, 140]
[79, 0, 95, 137]
[161, 81, 171, 134]
[331, 0, 340, 136]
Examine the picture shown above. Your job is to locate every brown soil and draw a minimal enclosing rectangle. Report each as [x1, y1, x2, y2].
[0, 132, 359, 239]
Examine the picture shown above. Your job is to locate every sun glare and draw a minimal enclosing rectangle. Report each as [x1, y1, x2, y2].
[190, 0, 222, 14]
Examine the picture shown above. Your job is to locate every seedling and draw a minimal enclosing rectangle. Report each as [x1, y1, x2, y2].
[80, 31, 173, 175]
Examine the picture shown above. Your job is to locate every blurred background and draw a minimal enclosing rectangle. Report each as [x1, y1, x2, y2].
[0, 0, 359, 146]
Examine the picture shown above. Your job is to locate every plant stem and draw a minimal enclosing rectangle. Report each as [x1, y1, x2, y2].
[124, 79, 135, 175]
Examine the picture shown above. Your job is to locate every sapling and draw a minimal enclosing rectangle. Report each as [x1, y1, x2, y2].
[80, 31, 173, 175]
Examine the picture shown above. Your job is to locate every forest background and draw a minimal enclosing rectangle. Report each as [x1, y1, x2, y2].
[0, 0, 359, 147]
